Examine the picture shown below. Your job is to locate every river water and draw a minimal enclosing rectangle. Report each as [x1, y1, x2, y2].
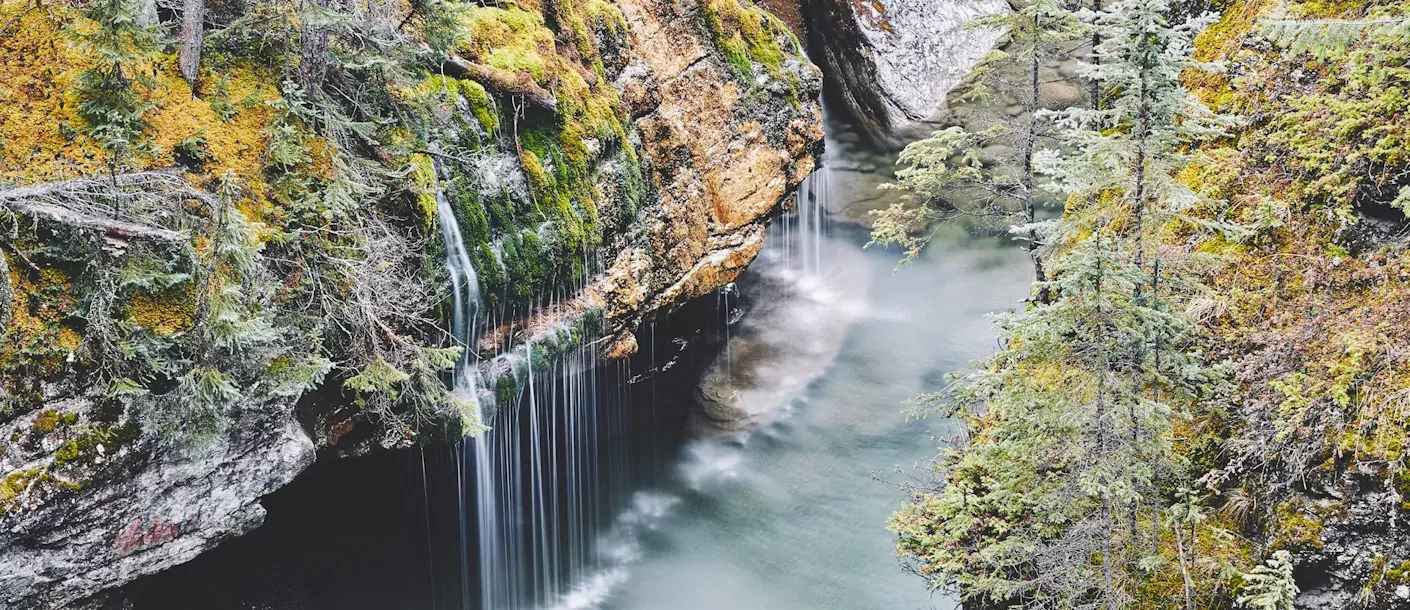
[592, 123, 1034, 609]
[612, 238, 1031, 610]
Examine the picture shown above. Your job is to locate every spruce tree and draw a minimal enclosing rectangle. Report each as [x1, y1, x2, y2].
[890, 0, 1238, 606]
[70, 0, 158, 182]
[1237, 551, 1299, 610]
[870, 0, 1084, 293]
[1037, 0, 1232, 264]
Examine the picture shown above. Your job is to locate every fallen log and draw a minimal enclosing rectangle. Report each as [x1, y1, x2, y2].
[442, 55, 558, 112]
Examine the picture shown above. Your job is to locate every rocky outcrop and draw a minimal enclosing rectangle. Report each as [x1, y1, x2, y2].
[0, 0, 821, 605]
[597, 0, 822, 354]
[0, 397, 313, 610]
[803, 0, 1003, 142]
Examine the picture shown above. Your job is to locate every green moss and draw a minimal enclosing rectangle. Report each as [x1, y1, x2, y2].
[53, 441, 79, 464]
[460, 6, 553, 83]
[1270, 500, 1326, 551]
[32, 409, 60, 433]
[461, 80, 499, 134]
[520, 148, 551, 196]
[0, 467, 51, 513]
[701, 0, 793, 82]
[410, 152, 439, 229]
[1385, 560, 1410, 584]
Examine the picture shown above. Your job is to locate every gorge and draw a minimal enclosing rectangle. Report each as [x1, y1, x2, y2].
[0, 0, 1002, 605]
[8, 0, 1410, 606]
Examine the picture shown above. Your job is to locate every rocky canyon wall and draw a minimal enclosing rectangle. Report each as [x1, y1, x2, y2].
[0, 0, 821, 605]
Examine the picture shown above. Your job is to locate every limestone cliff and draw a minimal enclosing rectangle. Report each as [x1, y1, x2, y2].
[0, 0, 821, 604]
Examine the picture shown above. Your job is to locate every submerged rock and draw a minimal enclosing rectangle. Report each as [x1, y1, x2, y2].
[692, 232, 872, 433]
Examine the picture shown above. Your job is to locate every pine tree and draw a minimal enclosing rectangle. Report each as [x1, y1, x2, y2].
[178, 0, 206, 89]
[871, 0, 1084, 294]
[70, 0, 158, 183]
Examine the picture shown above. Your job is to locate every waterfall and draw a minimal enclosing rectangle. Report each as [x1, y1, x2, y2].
[427, 142, 832, 610]
[431, 162, 676, 610]
[435, 173, 483, 392]
[770, 154, 831, 278]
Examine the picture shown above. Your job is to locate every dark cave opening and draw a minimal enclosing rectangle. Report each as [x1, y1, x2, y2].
[126, 290, 734, 610]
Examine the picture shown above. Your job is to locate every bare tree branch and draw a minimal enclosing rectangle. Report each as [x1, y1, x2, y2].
[0, 171, 211, 243]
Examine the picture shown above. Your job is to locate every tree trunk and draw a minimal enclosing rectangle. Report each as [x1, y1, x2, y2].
[178, 0, 205, 91]
[1025, 16, 1049, 302]
[1174, 516, 1195, 610]
[1130, 77, 1150, 271]
[1089, 0, 1102, 109]
[136, 0, 158, 28]
[301, 0, 332, 91]
[1151, 259, 1162, 556]
[443, 55, 559, 112]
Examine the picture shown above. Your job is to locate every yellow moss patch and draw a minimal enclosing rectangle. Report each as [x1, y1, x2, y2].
[460, 6, 554, 83]
[410, 152, 439, 229]
[123, 287, 196, 336]
[1270, 500, 1326, 551]
[0, 259, 81, 379]
[0, 4, 105, 182]
[146, 58, 279, 189]
[0, 2, 280, 219]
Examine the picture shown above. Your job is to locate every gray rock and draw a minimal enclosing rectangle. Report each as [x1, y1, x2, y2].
[0, 400, 314, 610]
[805, 0, 1004, 141]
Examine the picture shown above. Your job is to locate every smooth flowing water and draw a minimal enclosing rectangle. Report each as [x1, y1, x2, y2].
[598, 143, 1033, 609]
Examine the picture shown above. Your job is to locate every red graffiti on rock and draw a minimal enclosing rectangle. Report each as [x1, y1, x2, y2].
[114, 516, 185, 556]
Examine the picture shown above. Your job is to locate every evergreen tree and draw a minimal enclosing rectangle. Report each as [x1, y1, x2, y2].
[872, 0, 1085, 295]
[1237, 551, 1299, 610]
[70, 0, 158, 181]
[1259, 15, 1410, 58]
[890, 0, 1238, 606]
[1037, 0, 1232, 265]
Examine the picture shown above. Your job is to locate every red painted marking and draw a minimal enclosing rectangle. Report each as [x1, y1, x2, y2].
[113, 516, 190, 556]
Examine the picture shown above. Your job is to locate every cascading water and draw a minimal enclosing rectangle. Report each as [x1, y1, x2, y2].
[773, 154, 831, 278]
[434, 165, 484, 396]
[431, 162, 688, 609]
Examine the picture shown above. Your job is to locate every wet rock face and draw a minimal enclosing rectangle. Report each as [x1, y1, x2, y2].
[803, 0, 1002, 142]
[0, 399, 313, 610]
[1290, 474, 1410, 610]
[598, 0, 823, 350]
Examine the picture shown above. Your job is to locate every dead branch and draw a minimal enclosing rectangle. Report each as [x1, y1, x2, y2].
[0, 248, 11, 333]
[0, 171, 210, 243]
